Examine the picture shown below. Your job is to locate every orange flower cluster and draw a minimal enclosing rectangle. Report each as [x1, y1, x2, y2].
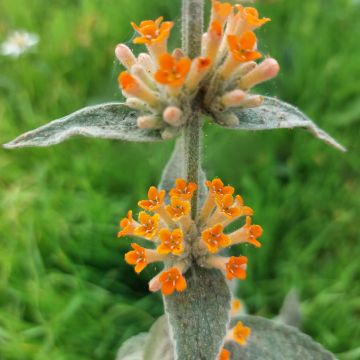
[119, 178, 262, 296]
[114, 1, 279, 137]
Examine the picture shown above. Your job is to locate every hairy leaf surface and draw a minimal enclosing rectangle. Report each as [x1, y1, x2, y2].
[216, 97, 346, 152]
[4, 103, 162, 149]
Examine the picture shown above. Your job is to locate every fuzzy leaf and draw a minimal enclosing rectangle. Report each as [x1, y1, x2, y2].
[275, 289, 301, 328]
[116, 333, 148, 360]
[226, 315, 336, 360]
[143, 316, 175, 360]
[164, 265, 231, 360]
[159, 137, 208, 204]
[3, 103, 162, 149]
[217, 97, 346, 152]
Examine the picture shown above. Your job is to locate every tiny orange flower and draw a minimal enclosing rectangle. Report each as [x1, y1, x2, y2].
[166, 197, 191, 219]
[231, 298, 242, 316]
[138, 186, 166, 211]
[155, 53, 192, 87]
[218, 348, 231, 360]
[131, 17, 174, 45]
[159, 268, 187, 295]
[210, 19, 223, 38]
[237, 5, 271, 28]
[205, 178, 234, 198]
[216, 194, 242, 218]
[226, 256, 247, 280]
[212, 1, 233, 23]
[118, 210, 135, 237]
[134, 211, 160, 239]
[169, 178, 198, 200]
[244, 216, 263, 247]
[202, 224, 230, 253]
[118, 71, 137, 92]
[227, 32, 262, 63]
[235, 195, 254, 216]
[157, 228, 184, 255]
[232, 321, 251, 346]
[124, 243, 148, 273]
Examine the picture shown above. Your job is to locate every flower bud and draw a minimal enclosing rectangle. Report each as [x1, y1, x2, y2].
[221, 89, 247, 108]
[217, 112, 240, 127]
[137, 53, 155, 74]
[137, 115, 161, 129]
[186, 57, 212, 92]
[115, 44, 137, 70]
[161, 126, 179, 140]
[240, 95, 264, 108]
[163, 106, 184, 127]
[239, 58, 280, 89]
[125, 97, 148, 111]
[131, 64, 156, 89]
[172, 48, 186, 60]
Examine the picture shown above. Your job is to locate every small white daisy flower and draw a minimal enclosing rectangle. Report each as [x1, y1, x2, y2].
[1, 30, 39, 57]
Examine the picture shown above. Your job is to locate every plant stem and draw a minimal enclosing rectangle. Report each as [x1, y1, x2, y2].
[181, 0, 204, 218]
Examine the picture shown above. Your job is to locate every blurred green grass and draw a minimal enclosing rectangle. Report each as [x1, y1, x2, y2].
[0, 0, 359, 359]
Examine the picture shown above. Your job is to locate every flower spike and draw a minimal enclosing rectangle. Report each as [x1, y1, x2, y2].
[120, 178, 261, 295]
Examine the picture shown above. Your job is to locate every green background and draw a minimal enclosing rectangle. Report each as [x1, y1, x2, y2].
[0, 0, 359, 359]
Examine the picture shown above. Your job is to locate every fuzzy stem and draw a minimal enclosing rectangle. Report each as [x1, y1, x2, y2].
[182, 0, 204, 218]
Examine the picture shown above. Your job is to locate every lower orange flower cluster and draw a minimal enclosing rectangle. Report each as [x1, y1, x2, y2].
[119, 178, 263, 296]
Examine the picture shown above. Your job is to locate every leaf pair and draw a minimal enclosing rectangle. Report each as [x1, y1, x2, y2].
[4, 98, 346, 152]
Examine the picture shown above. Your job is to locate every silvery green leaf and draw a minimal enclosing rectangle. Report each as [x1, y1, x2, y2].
[143, 315, 175, 360]
[164, 265, 231, 360]
[3, 103, 162, 149]
[226, 315, 336, 360]
[216, 97, 346, 152]
[116, 333, 148, 360]
[159, 137, 207, 205]
[275, 289, 301, 328]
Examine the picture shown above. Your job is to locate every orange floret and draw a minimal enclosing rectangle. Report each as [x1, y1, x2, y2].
[227, 32, 262, 63]
[134, 211, 160, 239]
[210, 19, 223, 38]
[226, 256, 247, 280]
[206, 178, 234, 198]
[232, 321, 251, 346]
[124, 243, 148, 273]
[236, 5, 271, 28]
[118, 71, 137, 92]
[216, 194, 242, 218]
[118, 210, 135, 237]
[155, 53, 192, 87]
[218, 348, 231, 360]
[157, 228, 184, 255]
[244, 216, 263, 247]
[159, 268, 187, 295]
[131, 17, 174, 45]
[231, 298, 242, 316]
[202, 224, 230, 253]
[166, 197, 191, 219]
[138, 186, 166, 211]
[235, 195, 254, 216]
[212, 1, 233, 23]
[169, 178, 198, 200]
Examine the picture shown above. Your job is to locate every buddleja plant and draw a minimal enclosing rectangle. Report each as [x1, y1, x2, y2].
[5, 1, 345, 359]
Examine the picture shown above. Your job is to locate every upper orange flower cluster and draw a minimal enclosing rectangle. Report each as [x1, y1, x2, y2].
[119, 177, 262, 296]
[114, 1, 279, 135]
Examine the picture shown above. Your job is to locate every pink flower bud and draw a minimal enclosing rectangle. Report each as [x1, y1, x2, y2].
[221, 90, 247, 108]
[137, 115, 160, 129]
[115, 44, 136, 70]
[125, 98, 148, 111]
[240, 95, 264, 108]
[239, 58, 280, 89]
[163, 106, 184, 127]
[172, 48, 186, 60]
[137, 53, 155, 74]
